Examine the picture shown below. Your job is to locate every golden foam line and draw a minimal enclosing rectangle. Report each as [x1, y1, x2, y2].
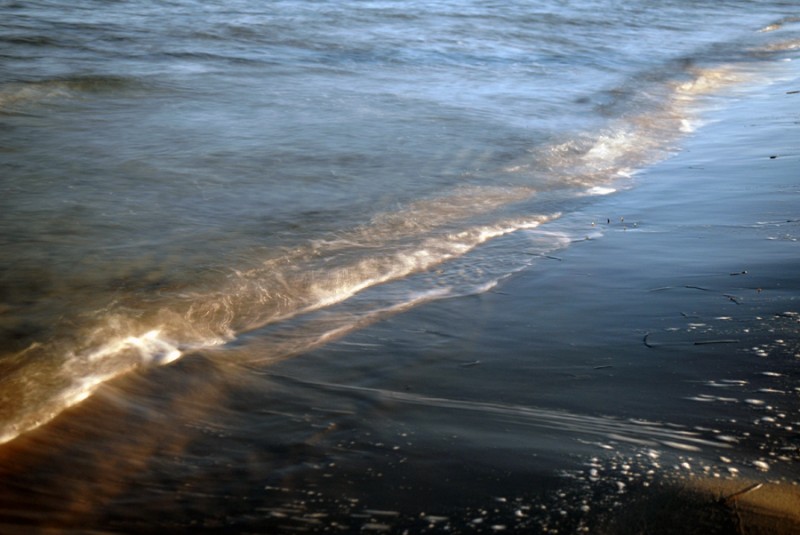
[0, 329, 183, 446]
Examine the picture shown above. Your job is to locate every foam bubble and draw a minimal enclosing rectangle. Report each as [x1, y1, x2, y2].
[585, 186, 617, 196]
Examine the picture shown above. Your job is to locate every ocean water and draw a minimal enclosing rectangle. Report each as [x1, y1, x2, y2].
[0, 0, 799, 531]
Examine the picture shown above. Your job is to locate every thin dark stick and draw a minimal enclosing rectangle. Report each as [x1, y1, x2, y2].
[722, 482, 763, 504]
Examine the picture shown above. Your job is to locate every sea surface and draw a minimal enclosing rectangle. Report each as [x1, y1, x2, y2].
[1, 1, 799, 532]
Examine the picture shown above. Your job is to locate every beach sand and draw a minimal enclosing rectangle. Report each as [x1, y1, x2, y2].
[594, 478, 800, 535]
[579, 76, 800, 533]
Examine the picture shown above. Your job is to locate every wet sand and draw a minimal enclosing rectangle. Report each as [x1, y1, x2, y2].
[593, 478, 800, 535]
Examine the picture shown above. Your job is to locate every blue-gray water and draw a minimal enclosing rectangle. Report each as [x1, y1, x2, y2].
[1, 1, 799, 532]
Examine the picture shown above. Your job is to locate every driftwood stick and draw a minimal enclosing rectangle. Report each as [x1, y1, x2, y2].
[523, 252, 563, 261]
[694, 339, 740, 346]
[722, 482, 763, 504]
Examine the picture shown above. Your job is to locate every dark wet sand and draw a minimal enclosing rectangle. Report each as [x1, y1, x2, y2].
[593, 478, 800, 535]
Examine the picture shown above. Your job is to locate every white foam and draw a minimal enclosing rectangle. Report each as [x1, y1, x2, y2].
[86, 328, 182, 365]
[585, 186, 616, 196]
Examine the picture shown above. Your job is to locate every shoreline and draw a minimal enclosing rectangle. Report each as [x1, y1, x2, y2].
[252, 66, 800, 532]
[0, 64, 797, 534]
[305, 66, 800, 529]
[444, 68, 800, 531]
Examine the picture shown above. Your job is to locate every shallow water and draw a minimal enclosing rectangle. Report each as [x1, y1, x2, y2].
[1, 1, 799, 532]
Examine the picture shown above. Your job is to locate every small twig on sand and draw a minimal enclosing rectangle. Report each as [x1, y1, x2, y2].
[724, 294, 741, 305]
[685, 285, 712, 292]
[722, 482, 763, 504]
[523, 252, 563, 261]
[643, 333, 655, 348]
[644, 334, 739, 348]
